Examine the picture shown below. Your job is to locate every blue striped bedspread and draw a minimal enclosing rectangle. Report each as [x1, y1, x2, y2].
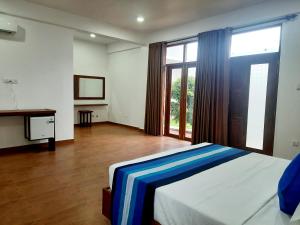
[111, 144, 250, 225]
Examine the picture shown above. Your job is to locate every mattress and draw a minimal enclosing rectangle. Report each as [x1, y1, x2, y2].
[109, 143, 291, 225]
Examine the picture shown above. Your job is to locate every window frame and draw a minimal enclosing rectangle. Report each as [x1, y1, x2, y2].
[166, 40, 198, 65]
[165, 41, 198, 141]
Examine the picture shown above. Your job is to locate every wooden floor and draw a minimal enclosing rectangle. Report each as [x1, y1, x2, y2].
[0, 124, 189, 225]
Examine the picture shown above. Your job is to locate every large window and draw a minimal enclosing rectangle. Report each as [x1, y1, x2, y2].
[165, 41, 198, 140]
[166, 42, 198, 64]
[230, 26, 281, 57]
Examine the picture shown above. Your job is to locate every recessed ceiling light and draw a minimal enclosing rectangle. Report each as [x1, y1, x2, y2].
[137, 16, 144, 23]
[90, 33, 96, 38]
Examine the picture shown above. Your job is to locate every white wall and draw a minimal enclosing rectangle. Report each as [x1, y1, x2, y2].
[145, 0, 300, 159]
[107, 42, 145, 54]
[0, 15, 74, 148]
[108, 45, 148, 129]
[273, 18, 300, 159]
[73, 40, 148, 128]
[73, 39, 109, 124]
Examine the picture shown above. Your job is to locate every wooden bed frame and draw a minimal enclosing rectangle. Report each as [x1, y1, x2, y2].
[102, 187, 161, 225]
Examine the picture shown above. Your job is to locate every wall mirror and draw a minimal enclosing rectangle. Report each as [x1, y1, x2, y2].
[74, 75, 105, 100]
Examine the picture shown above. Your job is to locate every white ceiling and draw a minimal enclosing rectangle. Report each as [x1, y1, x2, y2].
[26, 0, 277, 32]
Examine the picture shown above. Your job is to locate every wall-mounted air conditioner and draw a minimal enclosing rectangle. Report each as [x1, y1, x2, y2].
[0, 17, 17, 33]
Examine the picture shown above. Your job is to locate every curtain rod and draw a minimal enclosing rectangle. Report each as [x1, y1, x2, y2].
[167, 12, 299, 45]
[232, 13, 298, 34]
[167, 36, 197, 46]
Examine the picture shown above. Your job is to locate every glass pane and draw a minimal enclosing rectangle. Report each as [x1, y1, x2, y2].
[170, 68, 182, 135]
[186, 67, 196, 138]
[246, 64, 269, 150]
[231, 26, 281, 57]
[166, 45, 184, 64]
[186, 42, 198, 62]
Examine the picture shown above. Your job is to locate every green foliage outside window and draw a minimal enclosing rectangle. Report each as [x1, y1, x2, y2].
[170, 76, 195, 130]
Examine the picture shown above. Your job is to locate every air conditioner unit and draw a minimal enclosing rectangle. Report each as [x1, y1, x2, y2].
[0, 17, 17, 33]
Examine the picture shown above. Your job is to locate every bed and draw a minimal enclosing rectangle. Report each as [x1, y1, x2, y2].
[102, 143, 291, 225]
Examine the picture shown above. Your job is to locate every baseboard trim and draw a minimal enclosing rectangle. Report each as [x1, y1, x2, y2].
[106, 122, 144, 132]
[74, 121, 109, 127]
[56, 139, 75, 145]
[74, 121, 144, 132]
[0, 139, 74, 154]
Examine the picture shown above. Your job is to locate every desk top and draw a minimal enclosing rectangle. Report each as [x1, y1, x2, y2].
[0, 109, 56, 117]
[74, 104, 108, 107]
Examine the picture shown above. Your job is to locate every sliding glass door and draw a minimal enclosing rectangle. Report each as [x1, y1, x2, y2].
[164, 41, 198, 141]
[165, 65, 196, 140]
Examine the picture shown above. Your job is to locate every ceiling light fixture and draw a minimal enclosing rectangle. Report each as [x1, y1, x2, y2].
[137, 16, 144, 23]
[90, 33, 96, 38]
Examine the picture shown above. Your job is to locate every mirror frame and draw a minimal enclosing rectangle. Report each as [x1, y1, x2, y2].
[74, 75, 105, 100]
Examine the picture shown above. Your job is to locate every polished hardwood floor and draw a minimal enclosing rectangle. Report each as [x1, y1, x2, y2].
[0, 124, 189, 225]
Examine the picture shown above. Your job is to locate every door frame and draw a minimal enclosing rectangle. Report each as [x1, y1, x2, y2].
[229, 52, 280, 155]
[164, 62, 196, 141]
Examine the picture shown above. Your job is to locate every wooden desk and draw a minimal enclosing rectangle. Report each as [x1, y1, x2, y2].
[0, 109, 56, 117]
[0, 109, 56, 151]
[74, 104, 108, 107]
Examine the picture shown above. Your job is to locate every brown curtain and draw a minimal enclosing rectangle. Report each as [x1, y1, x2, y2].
[144, 42, 167, 136]
[192, 29, 231, 145]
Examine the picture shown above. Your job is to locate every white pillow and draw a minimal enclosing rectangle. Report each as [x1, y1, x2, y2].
[290, 203, 300, 225]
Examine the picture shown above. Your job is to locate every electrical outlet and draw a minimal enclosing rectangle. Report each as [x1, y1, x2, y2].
[3, 79, 18, 84]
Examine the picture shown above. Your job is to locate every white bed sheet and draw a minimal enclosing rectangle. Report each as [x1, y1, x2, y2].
[109, 143, 290, 225]
[244, 195, 291, 225]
